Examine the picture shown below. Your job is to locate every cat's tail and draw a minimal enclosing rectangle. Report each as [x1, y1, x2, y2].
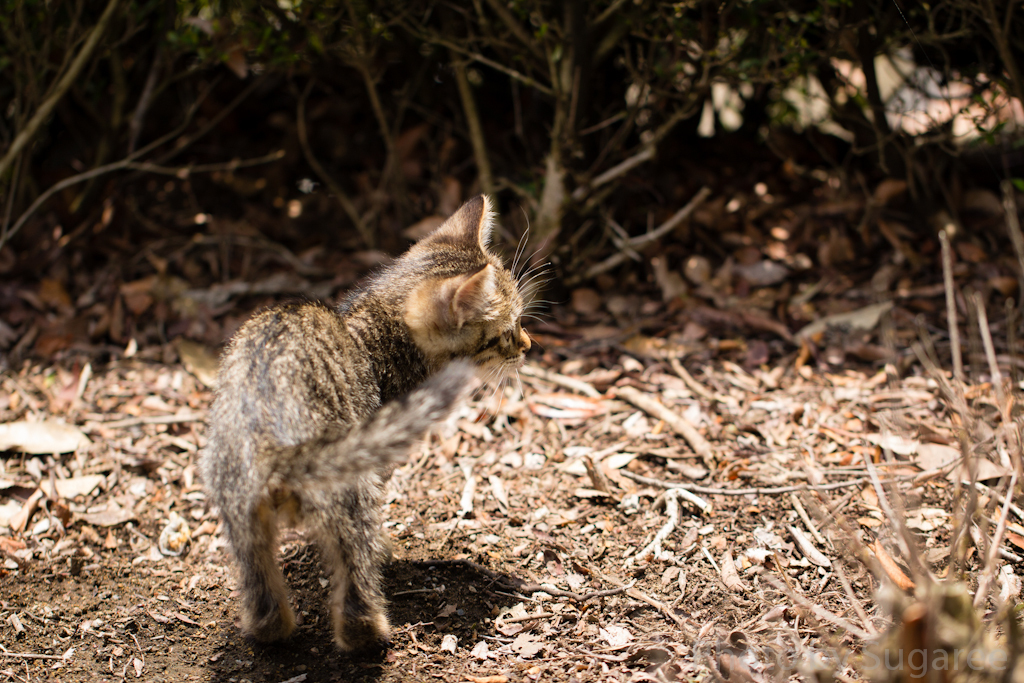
[272, 360, 475, 485]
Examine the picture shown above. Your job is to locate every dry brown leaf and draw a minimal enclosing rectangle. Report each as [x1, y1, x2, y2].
[77, 499, 135, 527]
[870, 539, 915, 590]
[0, 421, 90, 454]
[873, 178, 908, 205]
[40, 475, 104, 499]
[174, 338, 220, 388]
[720, 551, 749, 591]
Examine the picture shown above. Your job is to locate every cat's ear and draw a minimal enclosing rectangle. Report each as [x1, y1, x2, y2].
[427, 195, 494, 249]
[405, 265, 496, 334]
[449, 264, 496, 328]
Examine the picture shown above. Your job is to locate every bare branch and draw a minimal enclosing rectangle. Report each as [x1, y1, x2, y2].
[0, 0, 121, 181]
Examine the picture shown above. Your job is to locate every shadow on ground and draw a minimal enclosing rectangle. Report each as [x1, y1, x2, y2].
[203, 556, 522, 682]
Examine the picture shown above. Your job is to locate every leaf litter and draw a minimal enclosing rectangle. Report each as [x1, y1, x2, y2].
[2, 181, 1024, 682]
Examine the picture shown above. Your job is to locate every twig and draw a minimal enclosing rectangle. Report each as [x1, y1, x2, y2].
[615, 386, 713, 465]
[862, 441, 919, 572]
[480, 0, 545, 60]
[668, 358, 723, 403]
[973, 291, 1011, 427]
[938, 230, 963, 381]
[975, 481, 1024, 523]
[1, 79, 256, 250]
[594, 569, 695, 636]
[296, 79, 369, 246]
[790, 492, 828, 548]
[0, 651, 67, 661]
[452, 58, 494, 196]
[584, 186, 711, 280]
[85, 413, 206, 430]
[628, 488, 708, 566]
[0, 0, 121, 181]
[834, 561, 877, 637]
[128, 46, 163, 154]
[519, 364, 600, 397]
[1002, 179, 1024, 307]
[152, 76, 265, 167]
[124, 151, 285, 177]
[582, 455, 614, 495]
[620, 469, 899, 495]
[974, 471, 1018, 607]
[1, 148, 24, 243]
[571, 146, 654, 202]
[764, 574, 872, 641]
[406, 26, 554, 96]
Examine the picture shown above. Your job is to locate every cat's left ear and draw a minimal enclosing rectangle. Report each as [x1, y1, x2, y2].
[430, 195, 494, 249]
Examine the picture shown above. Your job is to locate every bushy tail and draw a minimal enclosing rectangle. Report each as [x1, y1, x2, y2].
[272, 361, 474, 485]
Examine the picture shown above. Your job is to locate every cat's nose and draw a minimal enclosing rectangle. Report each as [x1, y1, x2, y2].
[519, 328, 531, 352]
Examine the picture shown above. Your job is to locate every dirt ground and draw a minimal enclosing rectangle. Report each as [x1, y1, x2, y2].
[0, 301, 1005, 682]
[2, 162, 1022, 681]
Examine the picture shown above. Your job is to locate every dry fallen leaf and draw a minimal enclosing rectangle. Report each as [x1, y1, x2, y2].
[174, 338, 220, 388]
[440, 634, 458, 653]
[510, 632, 545, 658]
[870, 539, 915, 590]
[0, 421, 90, 454]
[600, 624, 634, 649]
[796, 301, 893, 339]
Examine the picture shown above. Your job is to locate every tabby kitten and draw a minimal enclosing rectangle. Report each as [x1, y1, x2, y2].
[200, 196, 531, 652]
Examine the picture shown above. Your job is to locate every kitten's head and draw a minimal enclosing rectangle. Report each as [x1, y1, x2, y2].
[402, 196, 531, 376]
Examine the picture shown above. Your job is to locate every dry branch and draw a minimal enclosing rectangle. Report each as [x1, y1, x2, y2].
[297, 80, 369, 246]
[584, 186, 711, 280]
[616, 386, 713, 464]
[0, 0, 121, 182]
[939, 230, 963, 381]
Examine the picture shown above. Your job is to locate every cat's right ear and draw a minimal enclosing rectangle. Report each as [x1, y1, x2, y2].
[425, 195, 494, 249]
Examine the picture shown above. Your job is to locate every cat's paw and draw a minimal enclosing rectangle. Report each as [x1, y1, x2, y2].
[242, 599, 296, 643]
[333, 611, 390, 653]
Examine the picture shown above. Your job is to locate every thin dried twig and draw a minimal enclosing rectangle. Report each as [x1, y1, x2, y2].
[628, 489, 704, 566]
[939, 230, 963, 381]
[615, 386, 713, 464]
[519, 364, 600, 397]
[0, 0, 121, 181]
[790, 492, 828, 548]
[571, 147, 654, 202]
[1002, 179, 1024, 302]
[85, 413, 206, 430]
[973, 291, 1011, 427]
[669, 358, 723, 403]
[296, 79, 368, 246]
[834, 561, 877, 637]
[595, 569, 696, 636]
[620, 470, 894, 495]
[584, 187, 712, 280]
[973, 471, 1018, 607]
[2, 78, 261, 249]
[764, 575, 872, 640]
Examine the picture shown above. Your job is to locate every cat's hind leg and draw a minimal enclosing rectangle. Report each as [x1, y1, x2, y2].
[226, 501, 296, 642]
[309, 483, 391, 652]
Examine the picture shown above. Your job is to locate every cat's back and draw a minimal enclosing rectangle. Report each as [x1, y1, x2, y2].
[209, 302, 378, 453]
